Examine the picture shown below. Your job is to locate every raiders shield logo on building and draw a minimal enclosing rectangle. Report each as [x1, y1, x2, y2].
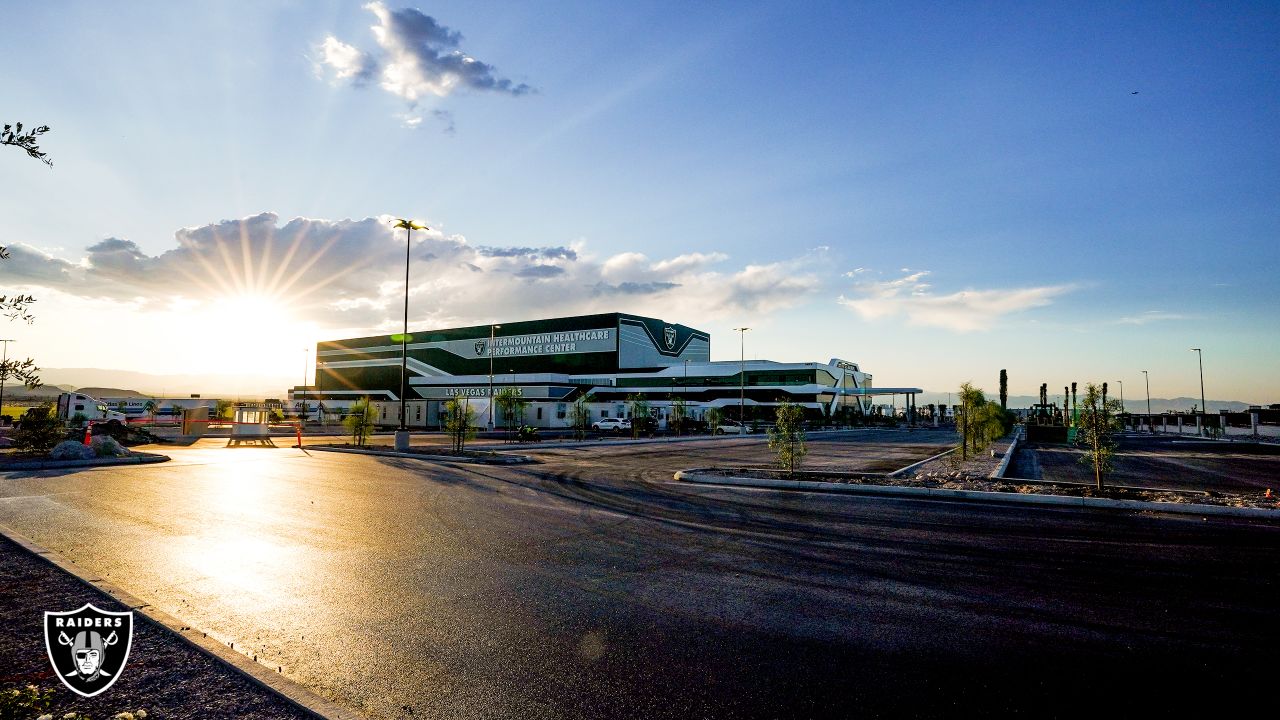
[44, 603, 133, 697]
[663, 325, 676, 350]
[474, 339, 487, 356]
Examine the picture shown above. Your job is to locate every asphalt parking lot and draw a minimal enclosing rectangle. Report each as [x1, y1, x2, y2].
[2, 430, 1278, 718]
[1015, 432, 1280, 492]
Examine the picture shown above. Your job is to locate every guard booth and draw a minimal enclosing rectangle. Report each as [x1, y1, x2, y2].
[229, 404, 274, 447]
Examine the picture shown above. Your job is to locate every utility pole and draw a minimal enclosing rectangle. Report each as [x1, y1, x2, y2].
[734, 327, 750, 434]
[0, 339, 13, 426]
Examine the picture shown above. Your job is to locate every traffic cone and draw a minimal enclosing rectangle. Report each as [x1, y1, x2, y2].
[83, 424, 92, 446]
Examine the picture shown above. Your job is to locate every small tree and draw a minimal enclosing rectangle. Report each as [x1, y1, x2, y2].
[626, 393, 650, 439]
[443, 395, 476, 453]
[957, 382, 985, 459]
[705, 406, 723, 433]
[143, 399, 158, 424]
[570, 392, 594, 440]
[669, 396, 688, 435]
[12, 404, 65, 453]
[767, 400, 808, 475]
[494, 388, 527, 436]
[343, 398, 375, 447]
[1077, 382, 1121, 490]
[999, 369, 1008, 410]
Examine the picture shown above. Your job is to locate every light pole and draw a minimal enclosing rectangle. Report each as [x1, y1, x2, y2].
[488, 324, 500, 431]
[316, 356, 325, 428]
[0, 339, 13, 426]
[301, 348, 309, 425]
[391, 218, 427, 451]
[1191, 348, 1206, 435]
[1116, 380, 1124, 414]
[733, 327, 750, 434]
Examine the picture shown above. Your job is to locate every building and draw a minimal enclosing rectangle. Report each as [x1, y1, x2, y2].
[292, 312, 906, 429]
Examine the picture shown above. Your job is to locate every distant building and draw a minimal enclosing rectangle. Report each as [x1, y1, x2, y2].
[292, 312, 910, 429]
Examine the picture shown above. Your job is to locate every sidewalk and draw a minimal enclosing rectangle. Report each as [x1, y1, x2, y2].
[0, 531, 329, 720]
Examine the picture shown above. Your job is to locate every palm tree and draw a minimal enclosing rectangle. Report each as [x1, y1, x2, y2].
[142, 399, 158, 424]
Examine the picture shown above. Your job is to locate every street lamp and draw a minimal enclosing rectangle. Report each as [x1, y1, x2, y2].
[1140, 370, 1150, 416]
[1191, 348, 1206, 435]
[1115, 380, 1124, 414]
[0, 339, 13, 426]
[488, 324, 500, 431]
[733, 327, 750, 434]
[301, 347, 309, 425]
[391, 218, 427, 451]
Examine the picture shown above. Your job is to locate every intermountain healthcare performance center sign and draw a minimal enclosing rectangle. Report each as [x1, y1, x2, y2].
[466, 329, 614, 358]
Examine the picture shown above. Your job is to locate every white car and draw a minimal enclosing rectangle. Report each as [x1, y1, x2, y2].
[592, 417, 631, 433]
[714, 420, 754, 435]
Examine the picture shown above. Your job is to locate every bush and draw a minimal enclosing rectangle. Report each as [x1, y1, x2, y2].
[12, 405, 66, 453]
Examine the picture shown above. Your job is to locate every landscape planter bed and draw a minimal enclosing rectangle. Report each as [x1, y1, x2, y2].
[693, 467, 1280, 511]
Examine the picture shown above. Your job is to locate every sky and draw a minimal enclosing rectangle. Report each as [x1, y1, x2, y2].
[1, 0, 1277, 403]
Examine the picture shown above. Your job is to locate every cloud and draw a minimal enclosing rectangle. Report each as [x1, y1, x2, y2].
[1116, 310, 1193, 325]
[6, 213, 819, 333]
[318, 36, 379, 85]
[318, 2, 532, 120]
[838, 270, 1072, 332]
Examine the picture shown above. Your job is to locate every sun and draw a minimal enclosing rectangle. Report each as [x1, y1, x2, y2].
[165, 293, 317, 379]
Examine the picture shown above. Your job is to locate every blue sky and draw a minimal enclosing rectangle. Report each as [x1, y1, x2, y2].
[2, 1, 1277, 402]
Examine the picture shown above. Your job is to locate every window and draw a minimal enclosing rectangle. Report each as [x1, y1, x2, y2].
[75, 404, 84, 411]
[415, 406, 421, 420]
[536, 407, 543, 420]
[601, 410, 609, 418]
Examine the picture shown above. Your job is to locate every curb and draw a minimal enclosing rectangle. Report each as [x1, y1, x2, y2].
[991, 431, 1021, 479]
[673, 470, 1280, 521]
[0, 521, 363, 720]
[463, 427, 938, 452]
[305, 445, 533, 465]
[888, 447, 957, 478]
[0, 453, 170, 472]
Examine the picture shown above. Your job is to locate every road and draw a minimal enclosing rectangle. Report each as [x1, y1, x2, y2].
[2, 430, 1278, 718]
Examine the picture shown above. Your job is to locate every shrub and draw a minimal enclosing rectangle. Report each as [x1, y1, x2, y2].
[12, 405, 66, 453]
